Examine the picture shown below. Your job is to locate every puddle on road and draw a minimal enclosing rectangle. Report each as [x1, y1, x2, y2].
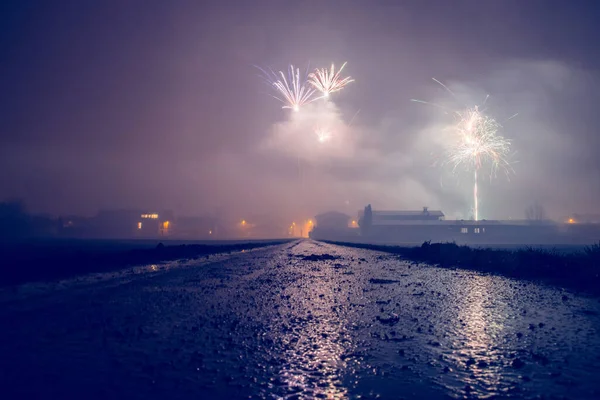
[348, 249, 600, 399]
[1, 240, 600, 399]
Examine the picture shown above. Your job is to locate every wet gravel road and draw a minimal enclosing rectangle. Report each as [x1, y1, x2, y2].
[1, 240, 600, 399]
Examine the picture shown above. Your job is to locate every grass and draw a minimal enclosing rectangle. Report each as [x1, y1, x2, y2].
[1, 239, 293, 286]
[324, 240, 600, 295]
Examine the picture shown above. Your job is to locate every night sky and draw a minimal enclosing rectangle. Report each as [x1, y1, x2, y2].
[1, 0, 600, 220]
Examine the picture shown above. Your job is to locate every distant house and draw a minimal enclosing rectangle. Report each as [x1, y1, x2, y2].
[314, 211, 351, 230]
[139, 210, 174, 237]
[91, 209, 174, 238]
[359, 207, 445, 225]
[310, 211, 358, 241]
[311, 205, 600, 245]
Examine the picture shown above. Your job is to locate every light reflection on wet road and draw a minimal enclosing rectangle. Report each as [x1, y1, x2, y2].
[1, 240, 600, 399]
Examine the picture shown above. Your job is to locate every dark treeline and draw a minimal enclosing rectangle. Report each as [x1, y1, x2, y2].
[324, 240, 600, 295]
[0, 200, 57, 239]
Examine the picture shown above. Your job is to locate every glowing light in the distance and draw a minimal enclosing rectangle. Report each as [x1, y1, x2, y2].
[315, 127, 332, 143]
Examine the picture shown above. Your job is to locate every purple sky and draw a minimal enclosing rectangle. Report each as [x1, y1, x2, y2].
[1, 0, 600, 221]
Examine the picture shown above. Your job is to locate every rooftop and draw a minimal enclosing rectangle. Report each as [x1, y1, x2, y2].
[373, 210, 445, 217]
[371, 219, 558, 226]
[315, 211, 351, 219]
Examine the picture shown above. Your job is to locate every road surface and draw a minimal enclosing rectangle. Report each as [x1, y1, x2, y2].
[1, 240, 600, 399]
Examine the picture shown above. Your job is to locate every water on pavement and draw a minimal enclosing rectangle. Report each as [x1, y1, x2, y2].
[1, 240, 599, 399]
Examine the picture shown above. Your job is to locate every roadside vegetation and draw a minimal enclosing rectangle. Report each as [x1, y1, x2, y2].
[325, 240, 600, 295]
[2, 240, 292, 286]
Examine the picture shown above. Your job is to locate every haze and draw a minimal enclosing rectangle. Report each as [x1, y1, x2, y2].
[2, 0, 599, 222]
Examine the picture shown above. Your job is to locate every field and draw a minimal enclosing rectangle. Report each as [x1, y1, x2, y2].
[0, 238, 291, 286]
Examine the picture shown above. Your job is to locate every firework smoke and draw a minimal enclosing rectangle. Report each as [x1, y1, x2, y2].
[315, 127, 332, 143]
[412, 80, 514, 220]
[260, 100, 356, 162]
[308, 62, 354, 98]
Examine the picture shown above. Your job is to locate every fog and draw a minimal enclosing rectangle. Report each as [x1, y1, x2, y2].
[1, 1, 599, 222]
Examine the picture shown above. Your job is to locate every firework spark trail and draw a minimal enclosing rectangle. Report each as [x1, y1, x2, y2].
[474, 169, 478, 222]
[258, 65, 317, 112]
[348, 109, 361, 127]
[308, 62, 354, 98]
[413, 79, 514, 221]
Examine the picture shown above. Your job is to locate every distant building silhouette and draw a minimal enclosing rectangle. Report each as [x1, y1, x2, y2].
[0, 200, 56, 239]
[358, 204, 372, 236]
[360, 206, 445, 224]
[90, 209, 173, 238]
[315, 211, 351, 230]
[564, 213, 600, 224]
[310, 211, 357, 240]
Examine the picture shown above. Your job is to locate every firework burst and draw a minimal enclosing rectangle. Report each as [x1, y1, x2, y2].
[448, 106, 512, 221]
[448, 106, 511, 175]
[315, 127, 332, 143]
[412, 79, 515, 221]
[308, 62, 354, 98]
[258, 65, 317, 112]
